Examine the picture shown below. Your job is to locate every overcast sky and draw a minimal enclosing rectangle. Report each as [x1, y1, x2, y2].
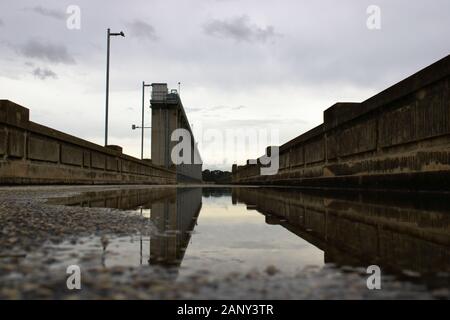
[1, 0, 449, 170]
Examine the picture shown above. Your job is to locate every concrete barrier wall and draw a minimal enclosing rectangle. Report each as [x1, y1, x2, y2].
[0, 100, 176, 185]
[232, 55, 450, 190]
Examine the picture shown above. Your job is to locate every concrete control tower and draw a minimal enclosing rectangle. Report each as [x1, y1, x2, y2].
[150, 83, 202, 183]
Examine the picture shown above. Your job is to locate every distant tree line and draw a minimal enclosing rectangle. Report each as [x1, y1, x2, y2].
[202, 170, 232, 184]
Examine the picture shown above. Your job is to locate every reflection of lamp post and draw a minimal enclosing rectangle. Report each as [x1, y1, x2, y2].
[141, 82, 152, 159]
[105, 28, 125, 146]
[131, 124, 151, 159]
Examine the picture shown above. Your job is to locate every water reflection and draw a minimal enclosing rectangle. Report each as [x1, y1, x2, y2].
[149, 188, 202, 266]
[233, 188, 450, 286]
[57, 187, 202, 268]
[55, 186, 450, 290]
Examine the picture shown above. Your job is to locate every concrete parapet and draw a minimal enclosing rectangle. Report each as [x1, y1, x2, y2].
[0, 100, 176, 185]
[232, 55, 450, 191]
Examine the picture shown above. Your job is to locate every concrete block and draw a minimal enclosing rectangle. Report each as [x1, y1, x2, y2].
[106, 145, 123, 153]
[305, 138, 325, 164]
[0, 127, 7, 155]
[106, 157, 118, 171]
[291, 145, 304, 166]
[414, 80, 450, 139]
[61, 144, 83, 166]
[8, 129, 25, 158]
[28, 135, 58, 162]
[122, 160, 130, 173]
[91, 153, 106, 169]
[326, 133, 337, 160]
[379, 104, 415, 148]
[83, 151, 90, 167]
[324, 102, 361, 130]
[337, 119, 377, 156]
[0, 100, 30, 128]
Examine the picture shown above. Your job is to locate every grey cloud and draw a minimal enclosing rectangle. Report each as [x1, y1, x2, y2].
[209, 105, 228, 110]
[203, 15, 279, 42]
[186, 107, 202, 113]
[0, 19, 4, 26]
[18, 40, 76, 64]
[128, 20, 158, 41]
[32, 67, 57, 80]
[24, 5, 65, 20]
[216, 118, 308, 127]
[190, 105, 246, 113]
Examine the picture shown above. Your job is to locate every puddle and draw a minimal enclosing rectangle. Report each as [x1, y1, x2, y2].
[45, 186, 450, 292]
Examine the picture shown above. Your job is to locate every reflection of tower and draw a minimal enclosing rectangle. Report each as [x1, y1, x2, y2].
[149, 188, 202, 266]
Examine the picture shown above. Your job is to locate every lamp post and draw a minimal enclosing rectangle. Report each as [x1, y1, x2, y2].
[141, 81, 152, 159]
[105, 28, 125, 146]
[131, 124, 151, 159]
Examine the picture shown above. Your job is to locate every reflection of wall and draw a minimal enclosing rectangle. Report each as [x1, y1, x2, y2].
[49, 187, 176, 209]
[51, 186, 203, 268]
[150, 188, 202, 266]
[233, 188, 450, 276]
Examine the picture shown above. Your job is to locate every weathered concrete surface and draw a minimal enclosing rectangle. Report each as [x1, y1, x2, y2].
[150, 84, 202, 183]
[0, 100, 176, 185]
[232, 55, 450, 191]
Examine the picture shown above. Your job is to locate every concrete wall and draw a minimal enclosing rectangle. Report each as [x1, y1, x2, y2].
[232, 55, 450, 191]
[0, 100, 176, 185]
[150, 84, 203, 182]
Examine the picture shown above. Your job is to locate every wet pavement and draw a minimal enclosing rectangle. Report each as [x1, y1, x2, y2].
[0, 185, 449, 299]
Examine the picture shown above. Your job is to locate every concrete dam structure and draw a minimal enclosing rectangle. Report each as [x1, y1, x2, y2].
[150, 84, 203, 183]
[232, 55, 450, 191]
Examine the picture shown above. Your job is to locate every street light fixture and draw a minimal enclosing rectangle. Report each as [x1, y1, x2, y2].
[131, 124, 151, 130]
[104, 28, 125, 146]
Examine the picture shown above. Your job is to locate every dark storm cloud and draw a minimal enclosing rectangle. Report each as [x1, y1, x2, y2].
[32, 67, 57, 80]
[17, 40, 76, 64]
[127, 20, 158, 41]
[24, 5, 65, 20]
[203, 15, 278, 42]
